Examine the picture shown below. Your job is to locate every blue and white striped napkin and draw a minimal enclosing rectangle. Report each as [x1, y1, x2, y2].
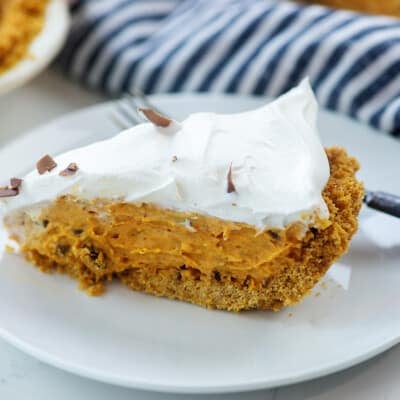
[62, 0, 400, 136]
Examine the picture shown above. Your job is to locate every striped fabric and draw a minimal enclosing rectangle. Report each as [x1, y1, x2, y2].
[62, 0, 400, 136]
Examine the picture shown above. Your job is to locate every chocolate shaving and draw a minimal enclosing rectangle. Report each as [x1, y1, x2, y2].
[59, 162, 79, 176]
[37, 154, 57, 174]
[267, 230, 280, 240]
[139, 108, 172, 127]
[227, 163, 236, 193]
[10, 177, 22, 189]
[56, 243, 70, 256]
[0, 187, 18, 198]
[0, 177, 23, 197]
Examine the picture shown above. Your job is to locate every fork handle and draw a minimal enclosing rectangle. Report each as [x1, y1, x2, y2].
[364, 191, 400, 218]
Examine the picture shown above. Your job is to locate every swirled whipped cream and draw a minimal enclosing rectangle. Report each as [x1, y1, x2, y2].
[1, 79, 330, 229]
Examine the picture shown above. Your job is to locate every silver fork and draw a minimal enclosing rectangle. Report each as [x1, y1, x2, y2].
[112, 88, 166, 129]
[112, 91, 400, 219]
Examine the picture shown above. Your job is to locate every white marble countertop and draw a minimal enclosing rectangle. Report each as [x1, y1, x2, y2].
[0, 69, 399, 400]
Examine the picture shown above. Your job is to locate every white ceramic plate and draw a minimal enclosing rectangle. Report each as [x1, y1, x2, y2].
[0, 95, 399, 394]
[0, 0, 70, 96]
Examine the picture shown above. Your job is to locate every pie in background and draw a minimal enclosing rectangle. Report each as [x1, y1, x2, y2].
[302, 0, 400, 17]
[0, 0, 49, 74]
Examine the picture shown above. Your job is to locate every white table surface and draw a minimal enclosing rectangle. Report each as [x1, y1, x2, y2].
[0, 69, 399, 400]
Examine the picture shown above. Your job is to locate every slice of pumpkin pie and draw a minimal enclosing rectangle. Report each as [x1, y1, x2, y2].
[0, 80, 363, 311]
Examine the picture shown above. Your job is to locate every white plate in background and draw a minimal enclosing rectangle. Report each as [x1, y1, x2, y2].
[0, 94, 399, 394]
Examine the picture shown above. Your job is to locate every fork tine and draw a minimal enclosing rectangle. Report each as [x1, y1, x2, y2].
[112, 90, 171, 131]
[129, 88, 165, 115]
[111, 111, 133, 131]
[112, 99, 142, 129]
[122, 94, 147, 123]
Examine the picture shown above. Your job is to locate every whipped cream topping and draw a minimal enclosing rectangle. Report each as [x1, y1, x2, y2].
[0, 79, 330, 229]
